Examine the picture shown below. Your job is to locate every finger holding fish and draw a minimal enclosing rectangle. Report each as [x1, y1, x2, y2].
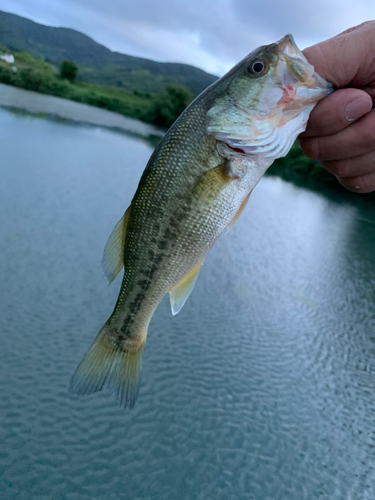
[299, 88, 373, 137]
[301, 108, 375, 162]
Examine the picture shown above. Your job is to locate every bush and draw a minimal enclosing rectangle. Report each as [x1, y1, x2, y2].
[268, 142, 337, 185]
[148, 84, 193, 128]
[60, 61, 78, 82]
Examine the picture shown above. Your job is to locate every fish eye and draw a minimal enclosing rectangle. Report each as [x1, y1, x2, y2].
[252, 62, 264, 73]
[247, 59, 267, 77]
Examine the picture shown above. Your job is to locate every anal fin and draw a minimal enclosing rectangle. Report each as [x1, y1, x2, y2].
[169, 262, 203, 316]
[102, 207, 131, 285]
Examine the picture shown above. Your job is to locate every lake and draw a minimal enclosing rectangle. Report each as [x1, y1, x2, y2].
[1, 90, 375, 500]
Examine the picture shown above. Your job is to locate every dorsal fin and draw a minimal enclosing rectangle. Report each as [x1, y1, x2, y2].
[169, 262, 203, 316]
[102, 207, 131, 285]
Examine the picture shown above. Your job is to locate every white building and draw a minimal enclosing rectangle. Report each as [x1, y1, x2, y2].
[0, 54, 15, 64]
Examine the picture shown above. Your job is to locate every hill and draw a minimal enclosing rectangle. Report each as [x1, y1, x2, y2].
[0, 10, 218, 95]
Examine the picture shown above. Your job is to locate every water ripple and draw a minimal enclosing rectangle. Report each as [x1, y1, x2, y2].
[1, 109, 375, 499]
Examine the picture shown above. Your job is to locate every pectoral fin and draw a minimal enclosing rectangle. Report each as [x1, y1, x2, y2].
[226, 191, 251, 232]
[102, 207, 131, 285]
[169, 262, 203, 316]
[192, 163, 232, 201]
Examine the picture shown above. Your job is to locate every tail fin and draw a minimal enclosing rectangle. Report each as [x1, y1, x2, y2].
[69, 324, 145, 409]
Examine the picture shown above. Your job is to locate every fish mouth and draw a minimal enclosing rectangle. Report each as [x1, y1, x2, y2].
[276, 34, 334, 102]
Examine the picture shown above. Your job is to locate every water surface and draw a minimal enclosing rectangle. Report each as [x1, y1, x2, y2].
[1, 105, 375, 500]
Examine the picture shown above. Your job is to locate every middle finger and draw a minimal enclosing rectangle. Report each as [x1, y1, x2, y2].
[300, 109, 375, 161]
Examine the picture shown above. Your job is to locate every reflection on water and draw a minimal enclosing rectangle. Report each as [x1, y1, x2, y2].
[1, 106, 375, 500]
[4, 105, 163, 151]
[0, 83, 164, 148]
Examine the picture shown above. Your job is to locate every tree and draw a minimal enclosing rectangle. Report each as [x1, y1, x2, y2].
[148, 84, 193, 128]
[60, 61, 78, 82]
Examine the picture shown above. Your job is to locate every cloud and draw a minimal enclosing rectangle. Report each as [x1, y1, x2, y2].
[2, 0, 375, 75]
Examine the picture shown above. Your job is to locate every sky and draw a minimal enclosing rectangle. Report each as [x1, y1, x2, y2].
[2, 0, 375, 76]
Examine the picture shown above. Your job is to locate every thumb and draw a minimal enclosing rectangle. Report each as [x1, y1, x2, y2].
[302, 21, 375, 88]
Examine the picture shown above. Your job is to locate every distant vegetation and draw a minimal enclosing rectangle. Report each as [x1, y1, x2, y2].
[268, 142, 337, 187]
[0, 52, 193, 127]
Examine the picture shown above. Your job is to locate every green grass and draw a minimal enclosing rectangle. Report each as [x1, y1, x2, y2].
[0, 52, 158, 122]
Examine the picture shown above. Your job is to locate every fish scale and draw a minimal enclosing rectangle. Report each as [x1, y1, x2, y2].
[70, 34, 333, 408]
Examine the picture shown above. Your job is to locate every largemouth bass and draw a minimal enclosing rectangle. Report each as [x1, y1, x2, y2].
[70, 35, 333, 408]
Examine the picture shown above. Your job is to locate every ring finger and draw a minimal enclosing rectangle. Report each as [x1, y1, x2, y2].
[321, 150, 375, 178]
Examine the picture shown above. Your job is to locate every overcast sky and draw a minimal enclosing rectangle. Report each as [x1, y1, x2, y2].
[2, 0, 375, 76]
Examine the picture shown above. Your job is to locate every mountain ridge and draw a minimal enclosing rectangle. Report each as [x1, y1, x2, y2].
[0, 10, 218, 94]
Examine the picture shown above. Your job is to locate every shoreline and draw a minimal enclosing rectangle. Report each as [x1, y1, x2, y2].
[0, 83, 164, 140]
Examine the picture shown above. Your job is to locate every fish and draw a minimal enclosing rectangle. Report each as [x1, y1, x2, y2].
[69, 34, 333, 408]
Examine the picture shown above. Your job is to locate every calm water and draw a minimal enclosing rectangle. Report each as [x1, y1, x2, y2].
[1, 104, 375, 500]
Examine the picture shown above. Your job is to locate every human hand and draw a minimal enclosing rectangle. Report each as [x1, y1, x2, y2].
[299, 21, 375, 193]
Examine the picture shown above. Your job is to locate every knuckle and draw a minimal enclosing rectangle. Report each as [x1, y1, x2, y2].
[356, 112, 375, 149]
[362, 128, 375, 148]
[299, 137, 320, 160]
[357, 125, 374, 146]
[321, 160, 349, 177]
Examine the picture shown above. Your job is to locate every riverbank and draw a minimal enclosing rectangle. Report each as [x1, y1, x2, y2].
[0, 83, 163, 142]
[0, 51, 193, 128]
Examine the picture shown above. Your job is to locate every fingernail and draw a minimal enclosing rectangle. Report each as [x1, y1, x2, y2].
[345, 97, 372, 122]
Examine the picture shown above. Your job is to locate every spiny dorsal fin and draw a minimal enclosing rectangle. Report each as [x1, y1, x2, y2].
[169, 262, 203, 316]
[102, 207, 130, 285]
[226, 191, 251, 232]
